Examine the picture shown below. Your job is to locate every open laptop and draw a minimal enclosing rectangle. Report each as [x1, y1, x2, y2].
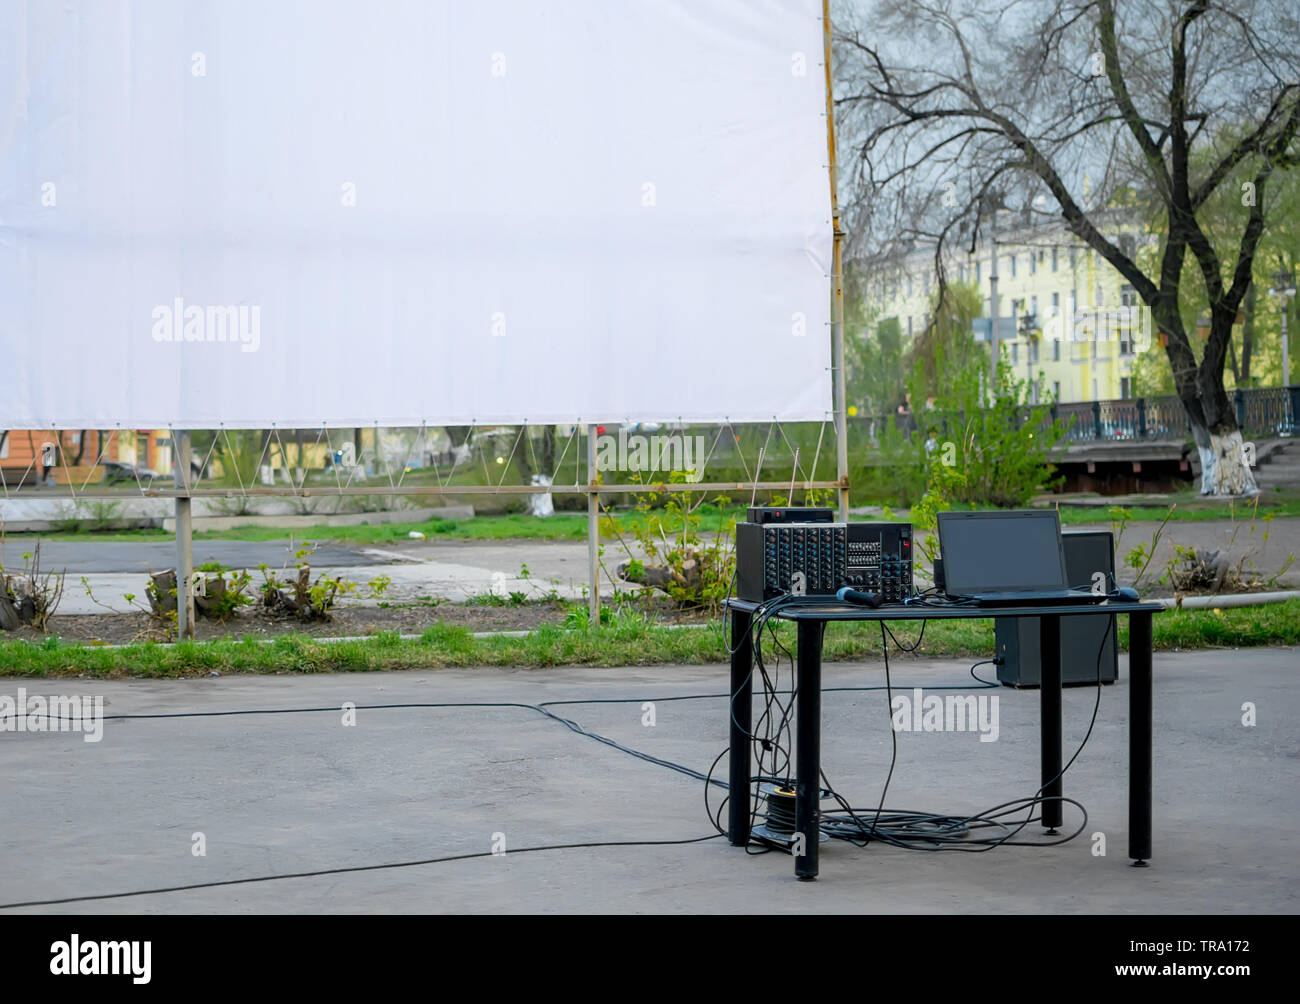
[935, 510, 1107, 606]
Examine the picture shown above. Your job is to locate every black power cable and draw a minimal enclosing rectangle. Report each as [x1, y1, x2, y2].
[0, 834, 725, 910]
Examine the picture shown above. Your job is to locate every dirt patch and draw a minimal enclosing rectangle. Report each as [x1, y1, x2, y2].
[4, 597, 714, 645]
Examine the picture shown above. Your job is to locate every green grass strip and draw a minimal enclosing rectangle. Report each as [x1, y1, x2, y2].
[2, 599, 1295, 679]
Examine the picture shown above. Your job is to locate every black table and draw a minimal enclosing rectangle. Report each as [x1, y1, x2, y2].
[725, 597, 1163, 879]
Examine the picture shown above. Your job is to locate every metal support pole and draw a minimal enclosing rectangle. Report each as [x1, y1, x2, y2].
[1282, 296, 1291, 389]
[794, 619, 822, 879]
[728, 607, 754, 846]
[1039, 613, 1063, 831]
[173, 429, 194, 639]
[823, 0, 849, 521]
[586, 424, 600, 625]
[989, 219, 1000, 399]
[1128, 610, 1153, 866]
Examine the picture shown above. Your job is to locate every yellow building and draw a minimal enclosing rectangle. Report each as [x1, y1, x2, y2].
[864, 210, 1150, 404]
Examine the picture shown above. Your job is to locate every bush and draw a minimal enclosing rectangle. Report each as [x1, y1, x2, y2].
[927, 359, 1066, 508]
[600, 476, 735, 612]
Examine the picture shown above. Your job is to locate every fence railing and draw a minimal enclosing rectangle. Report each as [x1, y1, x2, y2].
[1052, 386, 1297, 442]
[842, 385, 1298, 447]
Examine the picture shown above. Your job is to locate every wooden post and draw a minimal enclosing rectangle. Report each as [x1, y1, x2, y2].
[823, 0, 850, 521]
[586, 424, 600, 625]
[173, 429, 195, 639]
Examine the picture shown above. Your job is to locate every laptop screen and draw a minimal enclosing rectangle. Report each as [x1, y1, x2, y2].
[937, 511, 1068, 595]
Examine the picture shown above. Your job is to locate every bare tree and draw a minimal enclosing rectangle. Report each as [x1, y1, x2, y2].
[835, 0, 1300, 495]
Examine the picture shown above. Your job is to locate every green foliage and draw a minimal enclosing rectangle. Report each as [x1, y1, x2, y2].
[925, 356, 1067, 508]
[50, 499, 123, 534]
[203, 569, 254, 621]
[257, 544, 373, 621]
[855, 417, 927, 506]
[209, 429, 263, 488]
[563, 602, 615, 629]
[848, 314, 908, 415]
[907, 281, 986, 405]
[600, 474, 736, 612]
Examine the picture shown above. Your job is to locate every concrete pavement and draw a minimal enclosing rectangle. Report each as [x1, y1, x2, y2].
[1, 648, 1294, 913]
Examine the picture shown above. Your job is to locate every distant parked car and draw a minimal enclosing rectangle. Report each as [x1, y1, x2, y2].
[102, 460, 162, 484]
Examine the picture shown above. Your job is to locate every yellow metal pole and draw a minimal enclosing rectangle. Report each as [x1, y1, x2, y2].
[823, 0, 850, 520]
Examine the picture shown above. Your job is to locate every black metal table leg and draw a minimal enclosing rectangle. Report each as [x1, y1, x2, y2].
[1129, 611, 1153, 866]
[795, 620, 822, 879]
[1040, 613, 1063, 831]
[728, 608, 753, 846]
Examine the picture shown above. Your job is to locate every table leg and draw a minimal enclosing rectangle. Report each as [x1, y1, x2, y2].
[1128, 611, 1153, 866]
[1039, 613, 1063, 832]
[728, 608, 753, 846]
[795, 620, 822, 879]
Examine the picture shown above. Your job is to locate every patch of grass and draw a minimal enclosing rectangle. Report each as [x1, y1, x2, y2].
[1055, 499, 1300, 524]
[2, 599, 1295, 678]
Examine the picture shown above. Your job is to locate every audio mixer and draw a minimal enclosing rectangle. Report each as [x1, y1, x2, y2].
[735, 520, 914, 603]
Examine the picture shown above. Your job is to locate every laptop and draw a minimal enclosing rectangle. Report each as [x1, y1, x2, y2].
[935, 510, 1107, 607]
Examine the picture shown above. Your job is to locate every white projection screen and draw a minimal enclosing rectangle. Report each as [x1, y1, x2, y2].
[0, 0, 832, 429]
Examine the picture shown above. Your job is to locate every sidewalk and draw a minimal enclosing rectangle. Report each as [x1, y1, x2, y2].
[1, 648, 1294, 913]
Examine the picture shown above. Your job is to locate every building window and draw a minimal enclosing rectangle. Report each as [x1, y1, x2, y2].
[1011, 342, 1019, 364]
[1092, 378, 1099, 400]
[1051, 248, 1059, 271]
[1009, 254, 1017, 278]
[1029, 339, 1039, 364]
[1070, 288, 1077, 314]
[1053, 380, 1061, 400]
[1120, 333, 1133, 356]
[1121, 377, 1132, 398]
[1052, 291, 1060, 315]
[136, 433, 149, 466]
[1030, 253, 1037, 275]
[976, 261, 982, 284]
[907, 315, 913, 337]
[1030, 295, 1038, 320]
[1053, 338, 1061, 361]
[906, 276, 913, 298]
[1121, 283, 1137, 307]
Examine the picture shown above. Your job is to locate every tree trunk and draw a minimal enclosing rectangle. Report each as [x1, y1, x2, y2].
[1241, 280, 1255, 385]
[1156, 301, 1258, 497]
[66, 430, 88, 467]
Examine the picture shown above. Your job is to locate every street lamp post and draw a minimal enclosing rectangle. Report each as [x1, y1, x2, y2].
[1273, 270, 1296, 387]
[989, 215, 999, 399]
[1020, 308, 1037, 397]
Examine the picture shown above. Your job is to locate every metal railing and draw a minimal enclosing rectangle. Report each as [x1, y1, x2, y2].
[839, 385, 1298, 446]
[1052, 386, 1297, 442]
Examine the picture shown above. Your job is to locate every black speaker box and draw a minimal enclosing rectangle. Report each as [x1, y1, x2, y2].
[994, 530, 1118, 688]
